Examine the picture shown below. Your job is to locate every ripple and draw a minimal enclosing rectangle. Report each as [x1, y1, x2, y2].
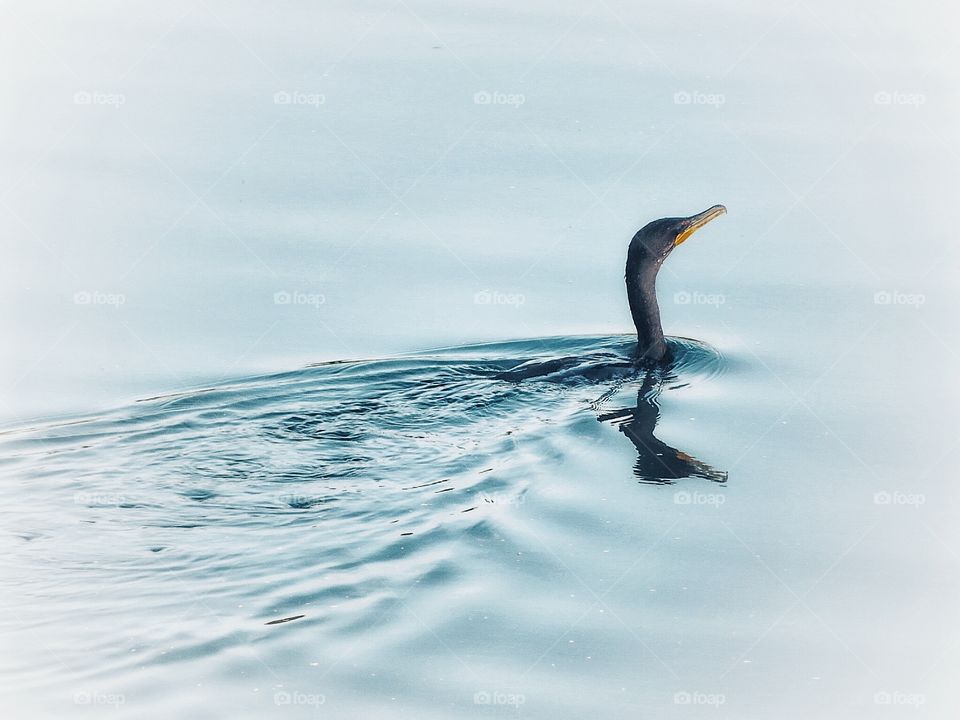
[0, 334, 728, 698]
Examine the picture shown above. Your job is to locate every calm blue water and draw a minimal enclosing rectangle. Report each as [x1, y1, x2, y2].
[2, 1, 959, 718]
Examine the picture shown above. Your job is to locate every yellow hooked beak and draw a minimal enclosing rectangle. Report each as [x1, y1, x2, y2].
[674, 204, 727, 247]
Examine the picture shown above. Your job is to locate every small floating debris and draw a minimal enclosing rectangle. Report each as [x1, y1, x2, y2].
[400, 532, 413, 536]
[402, 478, 450, 490]
[265, 614, 305, 626]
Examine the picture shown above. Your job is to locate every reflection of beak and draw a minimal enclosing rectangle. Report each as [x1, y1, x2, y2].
[674, 204, 727, 246]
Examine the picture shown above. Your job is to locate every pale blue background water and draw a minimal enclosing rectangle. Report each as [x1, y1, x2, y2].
[2, 1, 959, 718]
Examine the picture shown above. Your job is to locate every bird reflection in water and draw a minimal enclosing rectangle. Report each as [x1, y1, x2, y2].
[596, 371, 727, 485]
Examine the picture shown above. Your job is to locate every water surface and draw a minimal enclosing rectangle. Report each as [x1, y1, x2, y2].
[2, 1, 959, 718]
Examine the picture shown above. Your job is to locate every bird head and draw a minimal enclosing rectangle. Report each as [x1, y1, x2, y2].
[629, 204, 727, 267]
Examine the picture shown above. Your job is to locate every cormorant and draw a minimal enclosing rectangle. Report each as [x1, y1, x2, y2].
[626, 205, 726, 363]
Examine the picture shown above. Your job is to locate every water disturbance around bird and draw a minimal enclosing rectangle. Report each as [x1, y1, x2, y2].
[0, 335, 733, 711]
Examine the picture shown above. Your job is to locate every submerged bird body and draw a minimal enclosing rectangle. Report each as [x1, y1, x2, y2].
[626, 205, 726, 363]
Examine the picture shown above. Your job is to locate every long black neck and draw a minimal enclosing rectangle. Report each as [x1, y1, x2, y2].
[626, 254, 668, 363]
